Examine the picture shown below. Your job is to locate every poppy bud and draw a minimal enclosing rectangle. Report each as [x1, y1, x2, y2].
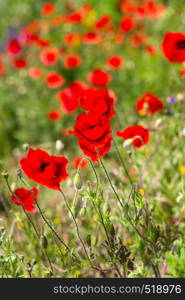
[11, 182, 16, 191]
[22, 143, 29, 152]
[79, 207, 86, 216]
[16, 168, 23, 178]
[1, 170, 9, 179]
[123, 138, 133, 148]
[56, 140, 64, 152]
[73, 172, 82, 190]
[41, 235, 48, 249]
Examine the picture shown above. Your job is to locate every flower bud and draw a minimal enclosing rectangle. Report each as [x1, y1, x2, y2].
[73, 172, 82, 190]
[123, 138, 133, 148]
[1, 170, 9, 179]
[56, 140, 64, 152]
[16, 168, 23, 178]
[22, 143, 29, 152]
[41, 235, 48, 249]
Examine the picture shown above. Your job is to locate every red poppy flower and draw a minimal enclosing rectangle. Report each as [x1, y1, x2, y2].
[80, 88, 115, 120]
[117, 125, 150, 148]
[136, 93, 164, 116]
[20, 148, 68, 190]
[40, 48, 59, 66]
[11, 187, 38, 213]
[95, 15, 110, 29]
[0, 61, 5, 76]
[73, 157, 88, 169]
[58, 81, 86, 114]
[48, 110, 61, 121]
[72, 112, 112, 161]
[88, 69, 111, 87]
[120, 16, 135, 33]
[107, 55, 123, 69]
[66, 12, 83, 23]
[83, 32, 101, 44]
[162, 32, 185, 63]
[64, 33, 81, 45]
[131, 33, 147, 47]
[26, 33, 50, 48]
[145, 44, 156, 55]
[119, 0, 136, 14]
[12, 58, 27, 69]
[136, 5, 146, 18]
[41, 2, 55, 16]
[28, 67, 42, 79]
[144, 1, 165, 19]
[179, 68, 185, 76]
[64, 55, 82, 68]
[46, 72, 65, 89]
[7, 39, 21, 56]
[36, 37, 50, 48]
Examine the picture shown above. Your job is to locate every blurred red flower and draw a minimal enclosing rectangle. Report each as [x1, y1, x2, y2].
[107, 55, 123, 69]
[136, 93, 164, 116]
[72, 112, 112, 161]
[95, 15, 111, 29]
[64, 55, 82, 68]
[80, 88, 115, 120]
[28, 67, 42, 79]
[0, 59, 5, 76]
[73, 157, 88, 169]
[120, 16, 135, 33]
[179, 68, 185, 76]
[58, 81, 86, 114]
[83, 32, 101, 44]
[64, 33, 81, 45]
[66, 11, 83, 23]
[88, 69, 111, 87]
[145, 44, 156, 55]
[40, 48, 59, 66]
[131, 33, 147, 47]
[13, 58, 27, 69]
[117, 125, 150, 148]
[20, 148, 68, 190]
[46, 71, 65, 89]
[41, 2, 55, 16]
[11, 187, 38, 213]
[48, 110, 61, 121]
[162, 32, 185, 63]
[7, 39, 21, 56]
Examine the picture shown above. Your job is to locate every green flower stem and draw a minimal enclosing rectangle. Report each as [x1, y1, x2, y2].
[18, 176, 79, 262]
[4, 177, 53, 273]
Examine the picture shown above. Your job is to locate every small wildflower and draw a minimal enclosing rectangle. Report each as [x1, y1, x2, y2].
[179, 166, 185, 175]
[138, 188, 145, 196]
[16, 222, 25, 229]
[176, 93, 184, 101]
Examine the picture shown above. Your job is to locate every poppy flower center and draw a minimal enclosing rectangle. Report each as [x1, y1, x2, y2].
[177, 40, 185, 49]
[39, 162, 50, 172]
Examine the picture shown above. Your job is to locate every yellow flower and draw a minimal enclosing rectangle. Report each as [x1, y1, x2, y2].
[90, 216, 95, 224]
[75, 270, 80, 276]
[179, 166, 185, 175]
[138, 188, 145, 196]
[125, 237, 132, 245]
[54, 217, 61, 225]
[16, 222, 24, 229]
